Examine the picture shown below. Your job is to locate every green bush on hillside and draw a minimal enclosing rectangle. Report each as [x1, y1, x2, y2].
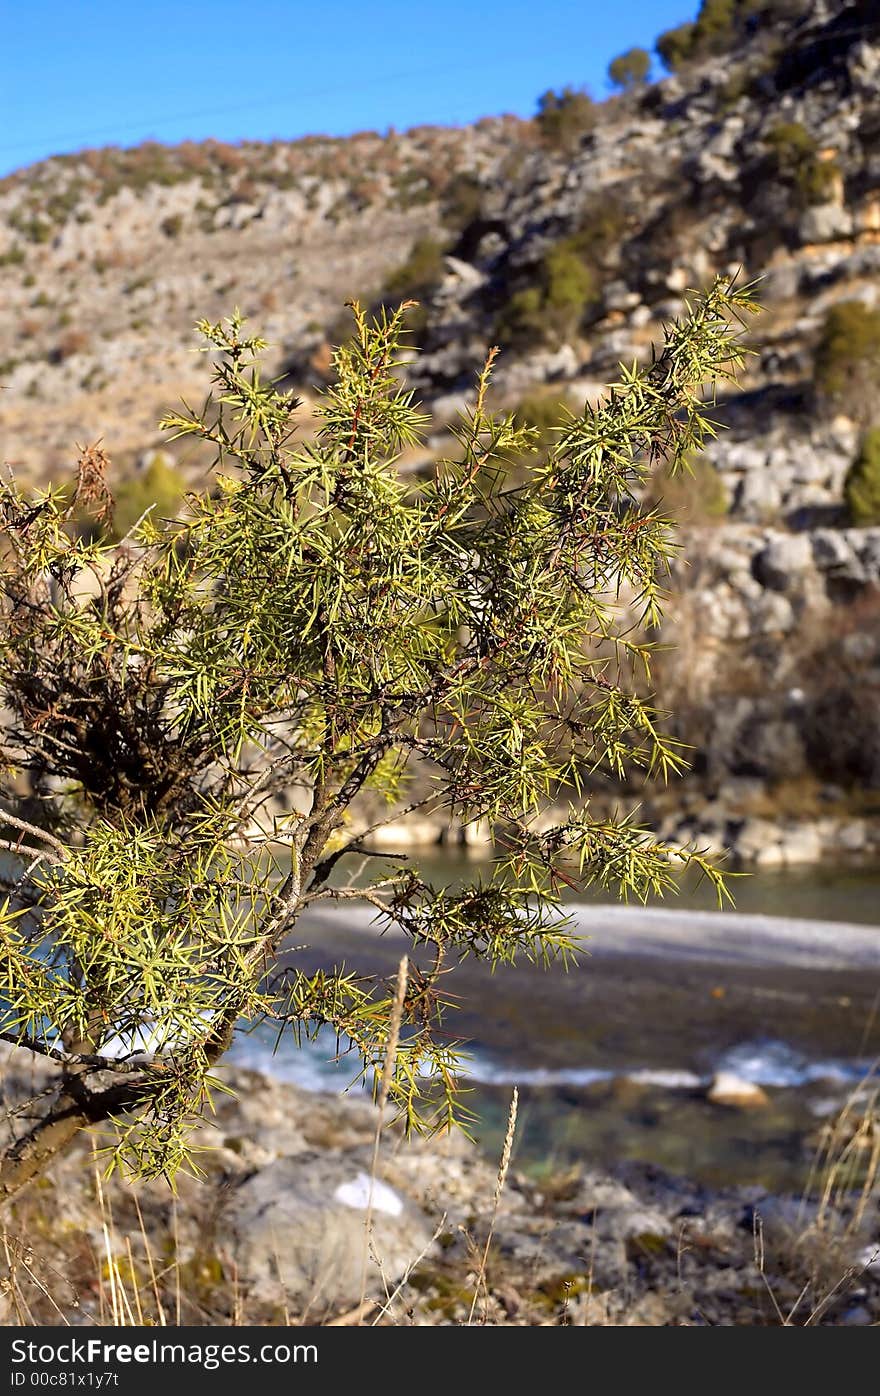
[496, 241, 598, 349]
[646, 453, 730, 523]
[542, 244, 598, 338]
[765, 122, 839, 207]
[112, 454, 188, 540]
[845, 428, 880, 526]
[656, 0, 802, 70]
[495, 194, 626, 350]
[382, 237, 448, 334]
[535, 87, 596, 151]
[567, 196, 628, 263]
[442, 172, 484, 232]
[814, 301, 880, 423]
[608, 47, 652, 91]
[656, 21, 698, 70]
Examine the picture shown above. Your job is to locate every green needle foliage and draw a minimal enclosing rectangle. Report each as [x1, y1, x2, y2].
[845, 427, 880, 526]
[0, 278, 757, 1193]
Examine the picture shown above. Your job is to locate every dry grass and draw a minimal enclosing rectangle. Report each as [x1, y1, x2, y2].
[747, 1066, 880, 1325]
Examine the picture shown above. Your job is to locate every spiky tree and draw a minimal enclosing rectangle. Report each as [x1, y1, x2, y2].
[0, 278, 756, 1199]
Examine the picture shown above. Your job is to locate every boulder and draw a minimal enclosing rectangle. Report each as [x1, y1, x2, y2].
[837, 820, 868, 853]
[368, 818, 442, 847]
[749, 591, 795, 635]
[735, 472, 783, 518]
[603, 280, 642, 313]
[225, 1153, 435, 1311]
[707, 1073, 770, 1109]
[753, 532, 814, 591]
[731, 818, 785, 865]
[799, 204, 853, 244]
[777, 823, 823, 864]
[811, 529, 861, 577]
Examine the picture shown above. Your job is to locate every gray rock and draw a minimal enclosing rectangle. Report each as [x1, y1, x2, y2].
[718, 443, 768, 474]
[541, 343, 580, 380]
[700, 588, 751, 640]
[572, 1174, 672, 1245]
[501, 1217, 628, 1292]
[812, 529, 859, 575]
[799, 205, 854, 244]
[735, 472, 782, 518]
[761, 262, 802, 301]
[778, 823, 823, 865]
[790, 448, 831, 486]
[749, 591, 795, 635]
[226, 1153, 434, 1310]
[855, 531, 880, 583]
[442, 256, 486, 291]
[837, 820, 868, 853]
[733, 818, 784, 865]
[753, 532, 814, 591]
[603, 280, 641, 312]
[214, 201, 262, 231]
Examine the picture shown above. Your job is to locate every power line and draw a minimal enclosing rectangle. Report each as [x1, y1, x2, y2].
[0, 57, 522, 157]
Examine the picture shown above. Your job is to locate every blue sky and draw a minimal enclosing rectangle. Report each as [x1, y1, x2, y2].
[2, 1, 693, 176]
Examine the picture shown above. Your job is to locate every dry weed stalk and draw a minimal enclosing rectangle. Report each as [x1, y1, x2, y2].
[467, 1085, 518, 1325]
[358, 954, 408, 1316]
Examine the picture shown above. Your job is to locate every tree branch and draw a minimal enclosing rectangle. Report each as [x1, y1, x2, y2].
[0, 810, 67, 857]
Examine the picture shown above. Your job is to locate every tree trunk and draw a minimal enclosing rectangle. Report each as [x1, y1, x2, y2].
[0, 1090, 92, 1205]
[0, 1075, 147, 1208]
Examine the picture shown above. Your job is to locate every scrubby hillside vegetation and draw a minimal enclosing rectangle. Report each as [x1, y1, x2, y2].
[2, 0, 880, 862]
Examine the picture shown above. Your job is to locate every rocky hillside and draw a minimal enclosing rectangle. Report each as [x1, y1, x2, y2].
[2, 0, 880, 856]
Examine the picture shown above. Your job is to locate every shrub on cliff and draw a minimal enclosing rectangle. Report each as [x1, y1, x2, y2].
[535, 87, 596, 151]
[608, 48, 652, 91]
[845, 428, 880, 526]
[383, 237, 447, 302]
[381, 237, 448, 334]
[814, 300, 880, 424]
[0, 280, 755, 1199]
[764, 122, 839, 208]
[656, 0, 808, 70]
[656, 21, 698, 71]
[496, 241, 599, 348]
[441, 172, 485, 232]
[646, 453, 730, 523]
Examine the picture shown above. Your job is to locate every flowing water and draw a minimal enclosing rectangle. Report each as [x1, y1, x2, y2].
[228, 853, 880, 1190]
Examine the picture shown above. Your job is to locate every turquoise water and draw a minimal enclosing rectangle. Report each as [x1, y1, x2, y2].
[372, 849, 880, 924]
[229, 856, 880, 1188]
[6, 836, 879, 1185]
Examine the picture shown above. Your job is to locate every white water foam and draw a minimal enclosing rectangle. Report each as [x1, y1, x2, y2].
[227, 1028, 871, 1096]
[713, 1039, 872, 1088]
[228, 1027, 357, 1093]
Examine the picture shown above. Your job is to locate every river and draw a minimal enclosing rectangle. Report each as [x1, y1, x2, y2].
[227, 855, 880, 1191]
